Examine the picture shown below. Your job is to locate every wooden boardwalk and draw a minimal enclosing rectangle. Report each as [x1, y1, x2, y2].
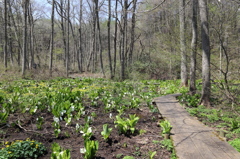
[153, 94, 240, 159]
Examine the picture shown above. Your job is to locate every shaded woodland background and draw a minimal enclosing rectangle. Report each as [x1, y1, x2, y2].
[0, 0, 239, 81]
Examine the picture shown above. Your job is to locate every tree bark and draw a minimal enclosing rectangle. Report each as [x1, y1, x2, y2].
[107, 0, 113, 79]
[95, 0, 105, 77]
[113, 0, 118, 77]
[199, 0, 211, 107]
[8, 0, 22, 66]
[120, 0, 128, 80]
[179, 0, 188, 86]
[66, 0, 70, 77]
[189, 0, 198, 94]
[49, 0, 55, 76]
[4, 0, 8, 70]
[22, 0, 29, 77]
[59, 0, 67, 68]
[129, 0, 137, 66]
[28, 3, 34, 69]
[77, 0, 83, 72]
[87, 0, 96, 72]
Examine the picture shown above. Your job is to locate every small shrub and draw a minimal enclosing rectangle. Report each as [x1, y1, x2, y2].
[114, 114, 139, 135]
[229, 138, 240, 152]
[0, 139, 47, 159]
[159, 120, 172, 134]
[101, 124, 112, 140]
[178, 93, 200, 107]
[80, 139, 99, 159]
[161, 139, 174, 151]
[51, 142, 70, 159]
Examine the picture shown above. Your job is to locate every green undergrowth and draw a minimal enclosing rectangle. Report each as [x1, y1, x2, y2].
[0, 139, 47, 159]
[0, 78, 188, 158]
[177, 82, 240, 152]
[229, 138, 240, 152]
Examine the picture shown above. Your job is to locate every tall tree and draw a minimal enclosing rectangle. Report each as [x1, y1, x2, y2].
[179, 0, 188, 86]
[86, 0, 96, 72]
[56, 0, 67, 70]
[129, 0, 137, 65]
[189, 0, 198, 94]
[22, 0, 29, 77]
[28, 3, 35, 69]
[107, 0, 113, 79]
[95, 0, 105, 77]
[113, 0, 118, 77]
[66, 0, 70, 77]
[120, 0, 128, 80]
[4, 0, 8, 70]
[77, 0, 83, 72]
[8, 0, 22, 66]
[199, 0, 211, 106]
[49, 0, 55, 76]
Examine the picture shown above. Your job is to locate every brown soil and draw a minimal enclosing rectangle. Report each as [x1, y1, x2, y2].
[1, 103, 172, 159]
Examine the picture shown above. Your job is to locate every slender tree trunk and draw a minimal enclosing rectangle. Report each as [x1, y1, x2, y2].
[179, 0, 188, 86]
[22, 0, 29, 77]
[77, 0, 83, 72]
[8, 21, 13, 66]
[69, 16, 78, 71]
[113, 0, 118, 77]
[93, 1, 97, 73]
[120, 0, 128, 80]
[124, 2, 128, 70]
[13, 2, 23, 66]
[66, 0, 70, 77]
[95, 0, 105, 77]
[129, 0, 137, 65]
[8, 0, 22, 66]
[28, 3, 34, 69]
[199, 0, 211, 107]
[107, 0, 113, 79]
[87, 1, 96, 72]
[189, 0, 198, 94]
[49, 0, 55, 76]
[59, 0, 67, 67]
[4, 0, 8, 70]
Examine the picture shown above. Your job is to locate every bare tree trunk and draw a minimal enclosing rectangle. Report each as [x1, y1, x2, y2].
[189, 0, 198, 94]
[95, 0, 105, 77]
[28, 3, 34, 69]
[49, 0, 55, 76]
[87, 0, 96, 72]
[113, 0, 118, 77]
[22, 0, 29, 77]
[59, 0, 67, 68]
[120, 0, 128, 80]
[129, 0, 137, 65]
[199, 0, 211, 107]
[8, 0, 22, 66]
[66, 0, 70, 77]
[77, 0, 83, 72]
[8, 21, 13, 66]
[107, 0, 113, 79]
[93, 1, 97, 73]
[4, 0, 8, 70]
[179, 0, 188, 86]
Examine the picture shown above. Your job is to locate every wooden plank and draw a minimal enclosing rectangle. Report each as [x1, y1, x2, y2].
[153, 94, 240, 159]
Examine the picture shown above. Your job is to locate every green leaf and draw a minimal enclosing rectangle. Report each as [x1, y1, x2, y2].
[101, 124, 112, 140]
[123, 156, 135, 159]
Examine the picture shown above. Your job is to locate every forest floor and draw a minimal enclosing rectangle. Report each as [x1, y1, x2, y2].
[1, 72, 239, 158]
[2, 102, 172, 159]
